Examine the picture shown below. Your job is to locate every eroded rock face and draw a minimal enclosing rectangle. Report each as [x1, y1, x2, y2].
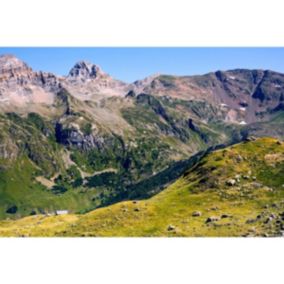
[0, 132, 18, 160]
[55, 122, 105, 150]
[0, 54, 32, 77]
[0, 54, 61, 91]
[34, 71, 62, 92]
[0, 143, 18, 160]
[0, 55, 62, 110]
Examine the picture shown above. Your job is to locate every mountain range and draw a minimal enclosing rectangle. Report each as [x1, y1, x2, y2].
[0, 54, 283, 236]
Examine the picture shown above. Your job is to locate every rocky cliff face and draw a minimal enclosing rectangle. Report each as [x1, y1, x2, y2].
[0, 54, 31, 77]
[0, 55, 62, 114]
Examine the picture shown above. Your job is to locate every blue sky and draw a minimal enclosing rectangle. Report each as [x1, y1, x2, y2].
[0, 48, 283, 82]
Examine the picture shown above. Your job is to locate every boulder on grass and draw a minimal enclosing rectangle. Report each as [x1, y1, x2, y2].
[6, 205, 18, 214]
[167, 225, 176, 231]
[205, 216, 220, 223]
[226, 179, 236, 186]
[192, 211, 202, 217]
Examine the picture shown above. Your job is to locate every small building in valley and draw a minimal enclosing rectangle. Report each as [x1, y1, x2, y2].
[55, 210, 69, 215]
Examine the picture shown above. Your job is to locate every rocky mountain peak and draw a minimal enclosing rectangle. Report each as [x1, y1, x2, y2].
[67, 60, 105, 81]
[0, 54, 31, 76]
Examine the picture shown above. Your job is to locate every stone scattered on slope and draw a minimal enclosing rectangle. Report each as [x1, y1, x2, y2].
[221, 214, 230, 219]
[6, 205, 18, 214]
[167, 225, 176, 231]
[226, 179, 236, 186]
[192, 211, 202, 217]
[205, 216, 220, 223]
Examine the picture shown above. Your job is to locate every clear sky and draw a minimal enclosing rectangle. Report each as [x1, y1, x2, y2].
[0, 47, 283, 83]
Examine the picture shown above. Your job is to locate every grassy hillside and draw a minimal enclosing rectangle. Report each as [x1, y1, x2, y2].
[0, 93, 236, 220]
[0, 137, 283, 237]
[0, 157, 100, 219]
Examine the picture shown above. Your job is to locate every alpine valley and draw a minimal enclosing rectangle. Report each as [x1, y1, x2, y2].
[0, 54, 284, 237]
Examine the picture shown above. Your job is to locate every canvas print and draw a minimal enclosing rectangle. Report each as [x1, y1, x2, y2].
[0, 47, 283, 237]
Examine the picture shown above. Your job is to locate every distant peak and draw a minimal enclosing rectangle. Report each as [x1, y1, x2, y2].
[0, 54, 31, 74]
[134, 73, 160, 83]
[68, 60, 105, 80]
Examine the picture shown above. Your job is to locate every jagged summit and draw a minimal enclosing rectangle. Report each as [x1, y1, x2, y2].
[67, 60, 105, 80]
[0, 54, 59, 111]
[65, 60, 128, 98]
[0, 54, 31, 75]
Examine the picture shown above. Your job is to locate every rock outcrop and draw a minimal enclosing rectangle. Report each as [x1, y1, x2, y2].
[67, 61, 105, 81]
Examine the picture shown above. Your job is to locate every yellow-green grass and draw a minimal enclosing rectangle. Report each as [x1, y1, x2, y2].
[0, 137, 283, 237]
[0, 157, 97, 219]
